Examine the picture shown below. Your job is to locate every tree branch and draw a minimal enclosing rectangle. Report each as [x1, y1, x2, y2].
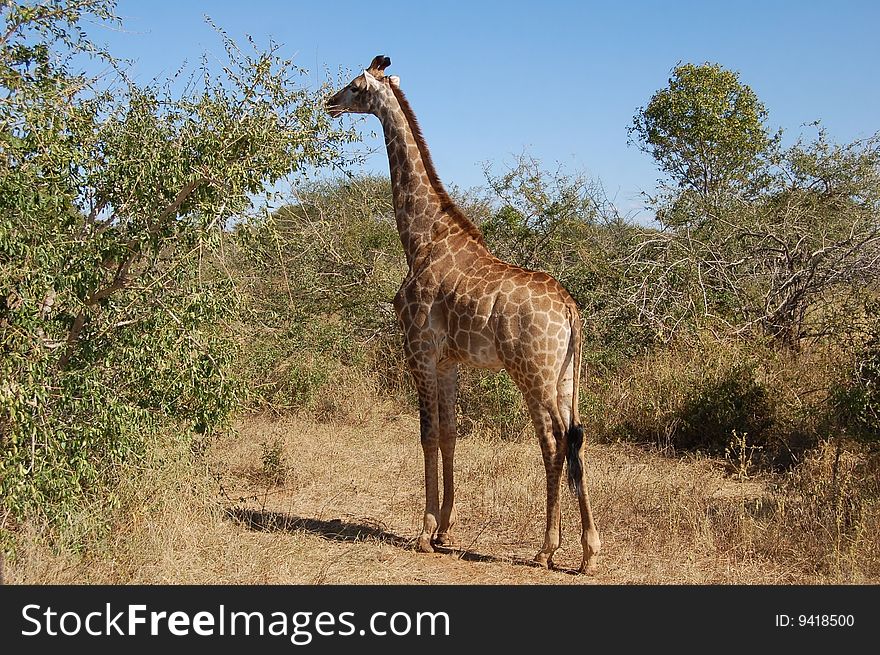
[57, 177, 207, 369]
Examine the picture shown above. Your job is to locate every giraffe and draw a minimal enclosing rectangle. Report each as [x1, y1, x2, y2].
[326, 55, 600, 574]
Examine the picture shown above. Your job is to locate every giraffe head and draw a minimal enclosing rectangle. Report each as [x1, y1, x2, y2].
[325, 55, 398, 118]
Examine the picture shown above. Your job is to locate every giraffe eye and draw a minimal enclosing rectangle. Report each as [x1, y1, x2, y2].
[351, 86, 361, 94]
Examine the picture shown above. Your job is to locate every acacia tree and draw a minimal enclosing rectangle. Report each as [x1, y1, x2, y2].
[741, 131, 880, 344]
[0, 0, 356, 532]
[626, 62, 879, 347]
[630, 62, 779, 226]
[620, 128, 880, 346]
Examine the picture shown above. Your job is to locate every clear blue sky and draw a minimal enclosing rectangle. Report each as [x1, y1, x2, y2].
[90, 0, 879, 218]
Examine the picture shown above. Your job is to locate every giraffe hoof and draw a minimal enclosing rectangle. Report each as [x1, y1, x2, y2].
[533, 552, 551, 569]
[579, 557, 599, 575]
[416, 535, 435, 553]
[434, 532, 455, 547]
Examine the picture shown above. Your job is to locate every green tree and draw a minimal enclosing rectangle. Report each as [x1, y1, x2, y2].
[0, 0, 355, 536]
[630, 62, 779, 225]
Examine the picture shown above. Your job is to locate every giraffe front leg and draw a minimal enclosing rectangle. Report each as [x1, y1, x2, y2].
[435, 364, 458, 548]
[414, 374, 441, 554]
[434, 437, 456, 547]
[418, 434, 439, 553]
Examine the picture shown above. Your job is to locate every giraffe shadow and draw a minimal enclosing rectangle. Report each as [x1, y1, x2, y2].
[429, 543, 580, 575]
[224, 508, 572, 574]
[225, 507, 411, 549]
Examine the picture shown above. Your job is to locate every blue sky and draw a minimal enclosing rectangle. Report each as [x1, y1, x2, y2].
[90, 0, 879, 218]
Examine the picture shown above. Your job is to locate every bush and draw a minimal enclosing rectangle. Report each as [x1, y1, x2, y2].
[591, 336, 835, 470]
[259, 438, 288, 487]
[0, 1, 353, 543]
[457, 369, 531, 439]
[227, 176, 406, 415]
[676, 363, 773, 452]
[832, 310, 880, 440]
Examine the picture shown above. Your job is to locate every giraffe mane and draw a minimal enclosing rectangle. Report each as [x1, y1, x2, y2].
[387, 82, 486, 247]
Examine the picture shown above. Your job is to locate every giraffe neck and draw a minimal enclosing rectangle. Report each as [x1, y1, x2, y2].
[376, 86, 485, 268]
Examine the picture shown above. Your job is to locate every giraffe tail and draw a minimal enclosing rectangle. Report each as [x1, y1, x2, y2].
[564, 302, 584, 496]
[566, 424, 584, 496]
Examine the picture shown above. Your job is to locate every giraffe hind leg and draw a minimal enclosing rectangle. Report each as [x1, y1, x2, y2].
[568, 424, 600, 574]
[527, 397, 566, 570]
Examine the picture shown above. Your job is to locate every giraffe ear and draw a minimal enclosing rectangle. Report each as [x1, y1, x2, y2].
[362, 70, 380, 89]
[388, 75, 400, 87]
[367, 55, 391, 77]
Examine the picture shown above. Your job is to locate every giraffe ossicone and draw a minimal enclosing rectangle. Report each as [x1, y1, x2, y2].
[326, 55, 601, 574]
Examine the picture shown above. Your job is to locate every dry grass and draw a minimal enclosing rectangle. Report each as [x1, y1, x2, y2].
[7, 406, 876, 584]
[585, 337, 847, 472]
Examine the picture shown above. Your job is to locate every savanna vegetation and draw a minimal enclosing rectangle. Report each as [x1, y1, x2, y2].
[2, 2, 878, 583]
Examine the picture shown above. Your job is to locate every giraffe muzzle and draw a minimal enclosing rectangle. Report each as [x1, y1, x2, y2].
[324, 90, 346, 118]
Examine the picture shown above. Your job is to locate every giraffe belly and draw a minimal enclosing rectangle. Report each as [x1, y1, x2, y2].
[447, 329, 504, 372]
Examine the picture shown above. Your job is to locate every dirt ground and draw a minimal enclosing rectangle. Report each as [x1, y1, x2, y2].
[9, 410, 839, 585]
[196, 412, 804, 585]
